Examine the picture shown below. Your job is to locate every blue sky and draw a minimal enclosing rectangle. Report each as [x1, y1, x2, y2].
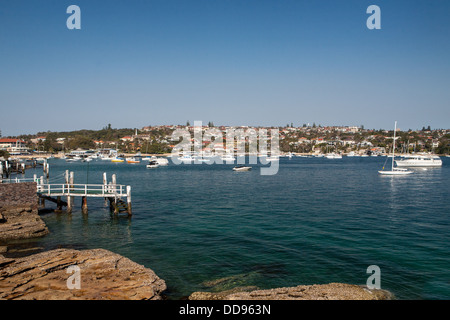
[1, 0, 449, 135]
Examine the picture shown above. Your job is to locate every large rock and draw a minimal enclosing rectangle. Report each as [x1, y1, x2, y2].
[189, 283, 393, 300]
[0, 183, 49, 240]
[0, 205, 49, 240]
[0, 248, 166, 300]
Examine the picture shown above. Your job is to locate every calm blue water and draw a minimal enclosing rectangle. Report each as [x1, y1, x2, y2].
[15, 156, 450, 299]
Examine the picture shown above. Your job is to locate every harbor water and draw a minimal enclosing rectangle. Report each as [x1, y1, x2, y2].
[12, 156, 450, 299]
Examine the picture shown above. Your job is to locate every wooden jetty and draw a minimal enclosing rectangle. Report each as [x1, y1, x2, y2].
[1, 158, 49, 182]
[36, 171, 132, 216]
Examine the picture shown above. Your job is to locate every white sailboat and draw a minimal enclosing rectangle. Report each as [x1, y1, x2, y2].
[378, 121, 413, 175]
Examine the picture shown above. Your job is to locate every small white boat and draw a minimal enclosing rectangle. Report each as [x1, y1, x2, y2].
[154, 157, 169, 166]
[146, 160, 159, 168]
[378, 168, 413, 175]
[326, 153, 342, 159]
[221, 153, 236, 162]
[233, 166, 252, 171]
[126, 157, 140, 164]
[66, 156, 82, 162]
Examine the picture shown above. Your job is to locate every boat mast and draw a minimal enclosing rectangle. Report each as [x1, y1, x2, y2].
[392, 121, 397, 169]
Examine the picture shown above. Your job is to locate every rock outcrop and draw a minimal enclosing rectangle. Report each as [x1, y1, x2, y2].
[189, 283, 393, 300]
[0, 182, 49, 240]
[0, 248, 166, 300]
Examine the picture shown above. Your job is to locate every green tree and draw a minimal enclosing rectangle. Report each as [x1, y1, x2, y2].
[0, 150, 10, 159]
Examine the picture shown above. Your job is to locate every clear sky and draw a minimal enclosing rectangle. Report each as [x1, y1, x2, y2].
[1, 0, 449, 136]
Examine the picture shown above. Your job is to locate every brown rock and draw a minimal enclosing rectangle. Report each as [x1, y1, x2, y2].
[0, 183, 48, 240]
[189, 283, 393, 300]
[0, 248, 166, 300]
[0, 205, 49, 240]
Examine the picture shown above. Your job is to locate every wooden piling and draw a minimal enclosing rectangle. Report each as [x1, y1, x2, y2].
[127, 186, 132, 216]
[67, 172, 74, 213]
[67, 196, 72, 213]
[103, 172, 108, 204]
[81, 196, 88, 214]
[55, 196, 63, 213]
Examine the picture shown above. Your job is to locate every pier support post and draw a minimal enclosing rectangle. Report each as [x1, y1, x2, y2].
[113, 198, 119, 215]
[55, 196, 62, 213]
[5, 161, 9, 179]
[67, 196, 73, 213]
[81, 196, 88, 214]
[103, 172, 108, 205]
[127, 186, 132, 216]
[43, 160, 47, 178]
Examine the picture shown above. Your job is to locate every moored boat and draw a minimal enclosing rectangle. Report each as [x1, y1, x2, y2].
[126, 157, 140, 164]
[233, 165, 252, 171]
[379, 121, 413, 175]
[146, 160, 159, 168]
[395, 154, 442, 167]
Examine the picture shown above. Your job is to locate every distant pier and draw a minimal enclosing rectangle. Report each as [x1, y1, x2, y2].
[1, 158, 49, 182]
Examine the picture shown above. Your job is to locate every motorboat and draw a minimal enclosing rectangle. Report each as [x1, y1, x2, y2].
[395, 154, 442, 167]
[126, 157, 140, 164]
[146, 156, 169, 166]
[146, 160, 159, 168]
[111, 157, 125, 163]
[153, 157, 169, 166]
[66, 156, 82, 162]
[233, 165, 252, 171]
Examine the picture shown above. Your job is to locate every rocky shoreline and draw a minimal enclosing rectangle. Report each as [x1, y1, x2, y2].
[0, 248, 166, 300]
[0, 182, 394, 300]
[189, 283, 393, 300]
[0, 183, 49, 242]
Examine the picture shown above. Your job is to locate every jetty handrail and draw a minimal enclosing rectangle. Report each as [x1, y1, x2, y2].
[1, 177, 39, 183]
[36, 183, 127, 197]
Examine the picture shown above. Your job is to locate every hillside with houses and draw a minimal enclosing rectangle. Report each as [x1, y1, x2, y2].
[0, 124, 449, 157]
